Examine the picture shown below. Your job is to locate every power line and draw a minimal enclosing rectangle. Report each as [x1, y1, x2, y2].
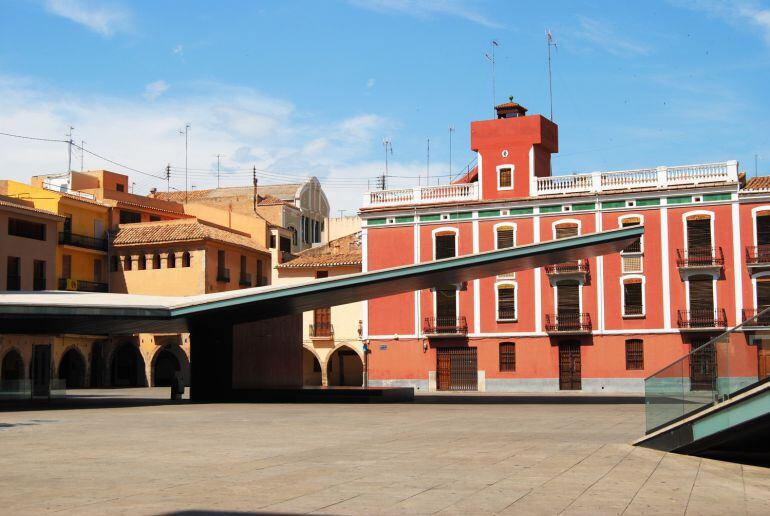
[0, 131, 67, 143]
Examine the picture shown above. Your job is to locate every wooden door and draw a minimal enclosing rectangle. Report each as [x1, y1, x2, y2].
[687, 218, 711, 249]
[313, 307, 331, 337]
[559, 342, 581, 390]
[688, 275, 714, 326]
[557, 281, 580, 330]
[436, 347, 477, 391]
[31, 344, 51, 397]
[758, 339, 770, 381]
[690, 339, 716, 391]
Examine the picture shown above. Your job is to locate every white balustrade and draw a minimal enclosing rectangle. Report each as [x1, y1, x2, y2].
[363, 182, 479, 207]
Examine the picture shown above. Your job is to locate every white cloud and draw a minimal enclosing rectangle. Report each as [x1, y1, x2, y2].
[173, 44, 184, 57]
[0, 75, 410, 213]
[348, 0, 502, 28]
[45, 0, 131, 36]
[142, 80, 169, 101]
[567, 16, 652, 57]
[366, 78, 376, 89]
[672, 0, 770, 45]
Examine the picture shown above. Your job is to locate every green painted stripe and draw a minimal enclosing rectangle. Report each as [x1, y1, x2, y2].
[703, 193, 731, 202]
[367, 218, 387, 226]
[395, 216, 414, 223]
[478, 210, 500, 218]
[540, 205, 562, 214]
[572, 202, 596, 211]
[637, 198, 660, 207]
[668, 196, 692, 205]
[602, 201, 625, 209]
[509, 207, 534, 215]
[420, 214, 441, 222]
[449, 212, 472, 220]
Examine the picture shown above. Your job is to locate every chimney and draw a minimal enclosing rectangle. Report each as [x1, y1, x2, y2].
[495, 96, 527, 119]
[149, 187, 157, 196]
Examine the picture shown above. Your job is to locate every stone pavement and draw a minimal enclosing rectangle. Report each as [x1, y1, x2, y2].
[0, 389, 768, 515]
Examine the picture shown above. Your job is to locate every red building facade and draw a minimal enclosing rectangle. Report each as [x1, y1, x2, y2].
[360, 102, 770, 393]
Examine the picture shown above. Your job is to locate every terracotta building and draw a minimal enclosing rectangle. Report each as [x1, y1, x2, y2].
[359, 101, 770, 393]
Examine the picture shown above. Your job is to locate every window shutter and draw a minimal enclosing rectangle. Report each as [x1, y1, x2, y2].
[623, 281, 643, 315]
[686, 218, 712, 249]
[555, 223, 578, 239]
[435, 233, 456, 259]
[557, 282, 580, 314]
[757, 214, 770, 246]
[496, 227, 514, 249]
[497, 284, 516, 319]
[757, 278, 770, 308]
[688, 276, 714, 312]
[622, 255, 642, 273]
[621, 218, 642, 253]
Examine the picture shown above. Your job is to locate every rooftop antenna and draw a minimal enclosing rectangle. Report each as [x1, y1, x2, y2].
[252, 165, 258, 214]
[448, 126, 455, 181]
[131, 181, 136, 193]
[485, 40, 499, 116]
[215, 153, 223, 188]
[80, 140, 86, 171]
[426, 138, 430, 184]
[66, 126, 74, 173]
[166, 164, 171, 192]
[381, 138, 392, 190]
[547, 29, 558, 121]
[179, 123, 191, 203]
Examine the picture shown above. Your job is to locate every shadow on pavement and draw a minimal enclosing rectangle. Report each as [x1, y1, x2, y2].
[414, 394, 645, 404]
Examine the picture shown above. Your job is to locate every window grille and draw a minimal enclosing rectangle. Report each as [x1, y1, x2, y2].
[623, 280, 643, 316]
[625, 339, 644, 370]
[499, 168, 512, 188]
[499, 342, 516, 372]
[496, 226, 514, 249]
[497, 284, 516, 320]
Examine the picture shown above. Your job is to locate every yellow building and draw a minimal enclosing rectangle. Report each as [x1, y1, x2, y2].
[275, 232, 364, 387]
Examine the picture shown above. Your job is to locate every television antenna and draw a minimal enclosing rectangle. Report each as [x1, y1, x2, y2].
[547, 30, 558, 121]
[484, 40, 499, 115]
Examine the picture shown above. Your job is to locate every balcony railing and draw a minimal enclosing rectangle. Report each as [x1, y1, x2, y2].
[677, 309, 728, 330]
[239, 272, 252, 287]
[746, 245, 770, 266]
[32, 277, 46, 291]
[216, 268, 230, 282]
[256, 275, 269, 287]
[676, 247, 724, 268]
[423, 316, 468, 336]
[6, 274, 21, 291]
[363, 182, 480, 208]
[544, 259, 589, 276]
[58, 231, 107, 252]
[42, 181, 96, 200]
[534, 161, 738, 196]
[545, 312, 592, 333]
[496, 308, 517, 321]
[741, 308, 770, 327]
[57, 278, 108, 292]
[309, 322, 334, 338]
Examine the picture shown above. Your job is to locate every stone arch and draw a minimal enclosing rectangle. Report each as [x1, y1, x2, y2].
[151, 344, 190, 387]
[58, 347, 87, 388]
[110, 342, 146, 387]
[1, 348, 25, 381]
[302, 346, 323, 386]
[327, 344, 364, 387]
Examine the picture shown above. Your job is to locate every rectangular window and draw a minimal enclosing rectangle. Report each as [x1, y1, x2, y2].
[497, 284, 516, 320]
[499, 342, 516, 372]
[33, 260, 46, 291]
[625, 339, 644, 370]
[217, 250, 225, 272]
[116, 183, 125, 192]
[280, 236, 292, 253]
[435, 233, 456, 259]
[498, 167, 512, 189]
[62, 254, 72, 279]
[8, 218, 46, 241]
[686, 217, 711, 250]
[621, 218, 642, 253]
[149, 215, 161, 222]
[623, 280, 644, 316]
[240, 255, 247, 273]
[256, 259, 264, 285]
[496, 227, 514, 249]
[622, 255, 643, 273]
[555, 223, 578, 239]
[119, 210, 141, 224]
[6, 256, 21, 291]
[94, 258, 103, 281]
[269, 234, 276, 249]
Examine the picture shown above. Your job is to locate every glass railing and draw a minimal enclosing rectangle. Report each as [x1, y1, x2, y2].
[0, 379, 67, 400]
[645, 306, 770, 434]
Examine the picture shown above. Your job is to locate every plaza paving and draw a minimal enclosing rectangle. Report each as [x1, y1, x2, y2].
[1, 389, 769, 515]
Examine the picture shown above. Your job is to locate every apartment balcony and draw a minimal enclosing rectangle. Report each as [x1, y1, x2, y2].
[534, 161, 738, 196]
[423, 316, 468, 337]
[57, 278, 108, 293]
[677, 309, 728, 331]
[32, 277, 46, 291]
[544, 259, 589, 283]
[216, 268, 230, 282]
[239, 272, 252, 287]
[256, 275, 269, 287]
[363, 183, 480, 208]
[6, 275, 21, 291]
[545, 313, 592, 334]
[58, 231, 107, 252]
[676, 247, 724, 271]
[746, 246, 770, 268]
[741, 308, 770, 329]
[309, 323, 334, 339]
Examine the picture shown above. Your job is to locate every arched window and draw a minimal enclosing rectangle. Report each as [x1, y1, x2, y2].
[123, 255, 132, 271]
[496, 283, 517, 321]
[168, 252, 176, 269]
[152, 253, 161, 270]
[625, 339, 644, 370]
[182, 251, 191, 267]
[554, 221, 579, 239]
[619, 215, 643, 254]
[499, 342, 516, 372]
[433, 229, 457, 260]
[495, 224, 515, 250]
[138, 254, 147, 270]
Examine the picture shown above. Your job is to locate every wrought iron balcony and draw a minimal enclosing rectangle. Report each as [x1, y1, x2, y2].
[32, 277, 46, 291]
[6, 274, 21, 291]
[746, 246, 770, 267]
[676, 247, 724, 269]
[544, 259, 589, 276]
[57, 278, 108, 292]
[239, 272, 252, 287]
[256, 275, 269, 287]
[741, 308, 770, 328]
[216, 268, 230, 282]
[58, 231, 107, 252]
[423, 316, 468, 337]
[545, 313, 592, 334]
[309, 322, 334, 338]
[677, 309, 727, 330]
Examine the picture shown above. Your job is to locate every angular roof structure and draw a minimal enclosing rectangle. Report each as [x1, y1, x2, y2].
[277, 232, 362, 269]
[112, 219, 268, 253]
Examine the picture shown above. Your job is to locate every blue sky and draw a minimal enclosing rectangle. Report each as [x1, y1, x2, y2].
[1, 0, 769, 212]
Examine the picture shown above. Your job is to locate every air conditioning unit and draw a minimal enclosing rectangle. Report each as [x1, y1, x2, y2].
[65, 278, 78, 291]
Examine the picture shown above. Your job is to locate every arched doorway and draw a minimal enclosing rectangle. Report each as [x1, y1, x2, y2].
[327, 346, 363, 387]
[111, 343, 145, 387]
[303, 348, 322, 386]
[58, 348, 86, 388]
[1, 349, 24, 381]
[153, 348, 181, 387]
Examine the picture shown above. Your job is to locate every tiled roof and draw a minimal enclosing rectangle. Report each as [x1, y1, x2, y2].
[743, 176, 770, 191]
[112, 219, 268, 253]
[0, 195, 64, 220]
[154, 184, 302, 203]
[277, 232, 362, 268]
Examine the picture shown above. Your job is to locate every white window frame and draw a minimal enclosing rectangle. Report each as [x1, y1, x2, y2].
[620, 274, 646, 318]
[431, 285, 460, 319]
[493, 222, 517, 250]
[751, 205, 770, 248]
[497, 164, 515, 191]
[684, 272, 719, 313]
[682, 210, 715, 249]
[495, 280, 518, 322]
[552, 218, 582, 239]
[432, 227, 459, 260]
[618, 214, 644, 254]
[553, 281, 584, 314]
[751, 271, 770, 312]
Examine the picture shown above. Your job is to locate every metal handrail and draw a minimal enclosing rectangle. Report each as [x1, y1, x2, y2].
[58, 231, 107, 251]
[677, 309, 728, 329]
[676, 247, 724, 268]
[544, 312, 592, 332]
[309, 322, 334, 338]
[745, 245, 770, 265]
[544, 259, 589, 275]
[216, 268, 230, 282]
[423, 316, 468, 335]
